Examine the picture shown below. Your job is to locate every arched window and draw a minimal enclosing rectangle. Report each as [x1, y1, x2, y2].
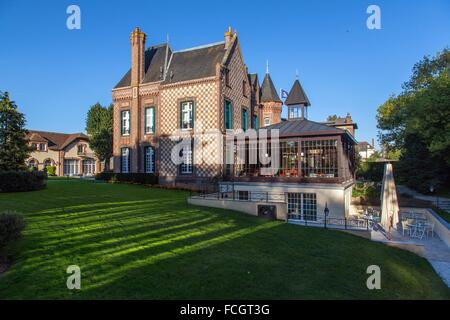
[28, 159, 37, 168]
[44, 159, 53, 167]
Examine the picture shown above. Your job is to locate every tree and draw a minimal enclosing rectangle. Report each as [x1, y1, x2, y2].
[86, 102, 113, 136]
[86, 103, 113, 171]
[376, 48, 450, 191]
[90, 128, 113, 171]
[327, 114, 338, 121]
[0, 92, 31, 171]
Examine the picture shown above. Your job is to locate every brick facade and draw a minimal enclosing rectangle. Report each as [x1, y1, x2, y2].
[112, 27, 279, 188]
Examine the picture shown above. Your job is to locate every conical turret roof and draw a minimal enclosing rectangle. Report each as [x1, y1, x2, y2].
[285, 79, 310, 106]
[260, 73, 282, 103]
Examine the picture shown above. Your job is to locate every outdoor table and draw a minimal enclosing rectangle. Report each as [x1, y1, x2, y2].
[408, 222, 428, 239]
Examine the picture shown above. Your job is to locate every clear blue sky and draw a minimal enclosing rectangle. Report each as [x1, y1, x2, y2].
[1, 0, 449, 148]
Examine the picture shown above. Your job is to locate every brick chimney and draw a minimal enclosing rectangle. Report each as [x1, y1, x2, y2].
[224, 26, 233, 49]
[345, 112, 352, 123]
[130, 27, 146, 87]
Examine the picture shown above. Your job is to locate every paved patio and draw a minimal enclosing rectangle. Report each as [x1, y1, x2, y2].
[371, 226, 450, 287]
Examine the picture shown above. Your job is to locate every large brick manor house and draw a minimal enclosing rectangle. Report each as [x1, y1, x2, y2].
[112, 27, 357, 219]
[112, 27, 286, 186]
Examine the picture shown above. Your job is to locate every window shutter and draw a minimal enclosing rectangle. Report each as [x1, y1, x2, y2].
[152, 108, 156, 133]
[191, 102, 195, 129]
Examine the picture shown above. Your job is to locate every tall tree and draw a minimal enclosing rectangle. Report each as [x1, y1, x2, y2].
[376, 49, 450, 192]
[86, 103, 113, 171]
[0, 92, 31, 171]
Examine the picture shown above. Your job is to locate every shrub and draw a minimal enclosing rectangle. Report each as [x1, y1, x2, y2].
[356, 161, 384, 182]
[95, 172, 158, 185]
[46, 166, 56, 176]
[0, 211, 26, 248]
[0, 171, 47, 193]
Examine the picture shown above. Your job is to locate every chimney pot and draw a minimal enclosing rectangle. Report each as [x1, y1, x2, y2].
[224, 26, 233, 49]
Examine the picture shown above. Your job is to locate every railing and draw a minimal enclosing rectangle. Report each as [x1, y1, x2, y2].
[190, 190, 286, 203]
[288, 214, 369, 230]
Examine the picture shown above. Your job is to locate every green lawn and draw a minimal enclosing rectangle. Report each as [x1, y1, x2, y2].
[0, 180, 449, 299]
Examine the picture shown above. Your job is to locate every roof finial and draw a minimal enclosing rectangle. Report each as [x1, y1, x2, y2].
[295, 69, 299, 79]
[266, 60, 269, 74]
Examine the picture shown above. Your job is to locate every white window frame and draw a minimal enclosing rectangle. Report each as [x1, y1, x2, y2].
[64, 159, 78, 176]
[264, 117, 270, 126]
[121, 110, 130, 136]
[181, 101, 193, 130]
[121, 148, 130, 173]
[180, 144, 193, 174]
[145, 146, 154, 173]
[289, 106, 301, 119]
[287, 193, 317, 221]
[145, 107, 155, 134]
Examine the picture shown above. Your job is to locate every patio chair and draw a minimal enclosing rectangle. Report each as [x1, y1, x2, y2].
[401, 220, 410, 236]
[426, 223, 435, 238]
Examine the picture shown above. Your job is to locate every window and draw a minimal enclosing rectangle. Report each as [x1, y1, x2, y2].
[82, 159, 95, 175]
[180, 144, 193, 174]
[121, 147, 130, 173]
[287, 193, 317, 221]
[252, 114, 259, 129]
[264, 117, 270, 126]
[31, 143, 37, 150]
[39, 143, 46, 151]
[64, 159, 78, 176]
[44, 159, 52, 167]
[289, 106, 302, 119]
[237, 190, 249, 201]
[300, 140, 338, 178]
[28, 159, 37, 168]
[225, 69, 230, 87]
[121, 110, 130, 136]
[241, 108, 248, 131]
[280, 141, 298, 177]
[242, 80, 247, 97]
[224, 100, 233, 130]
[145, 107, 155, 134]
[180, 101, 194, 130]
[145, 146, 155, 173]
[77, 144, 85, 155]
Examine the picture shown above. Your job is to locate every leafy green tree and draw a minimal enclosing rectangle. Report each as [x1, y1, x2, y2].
[0, 92, 31, 171]
[86, 103, 113, 172]
[89, 128, 113, 171]
[376, 48, 450, 191]
[86, 102, 113, 136]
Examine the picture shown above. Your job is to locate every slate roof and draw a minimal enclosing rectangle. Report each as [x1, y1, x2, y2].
[264, 119, 347, 138]
[163, 42, 225, 84]
[248, 73, 259, 88]
[115, 44, 170, 88]
[27, 130, 89, 151]
[260, 73, 281, 103]
[115, 42, 226, 88]
[285, 79, 310, 106]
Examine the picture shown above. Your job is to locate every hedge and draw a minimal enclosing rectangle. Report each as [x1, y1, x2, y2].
[0, 211, 26, 248]
[95, 172, 158, 185]
[45, 166, 57, 176]
[0, 171, 47, 193]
